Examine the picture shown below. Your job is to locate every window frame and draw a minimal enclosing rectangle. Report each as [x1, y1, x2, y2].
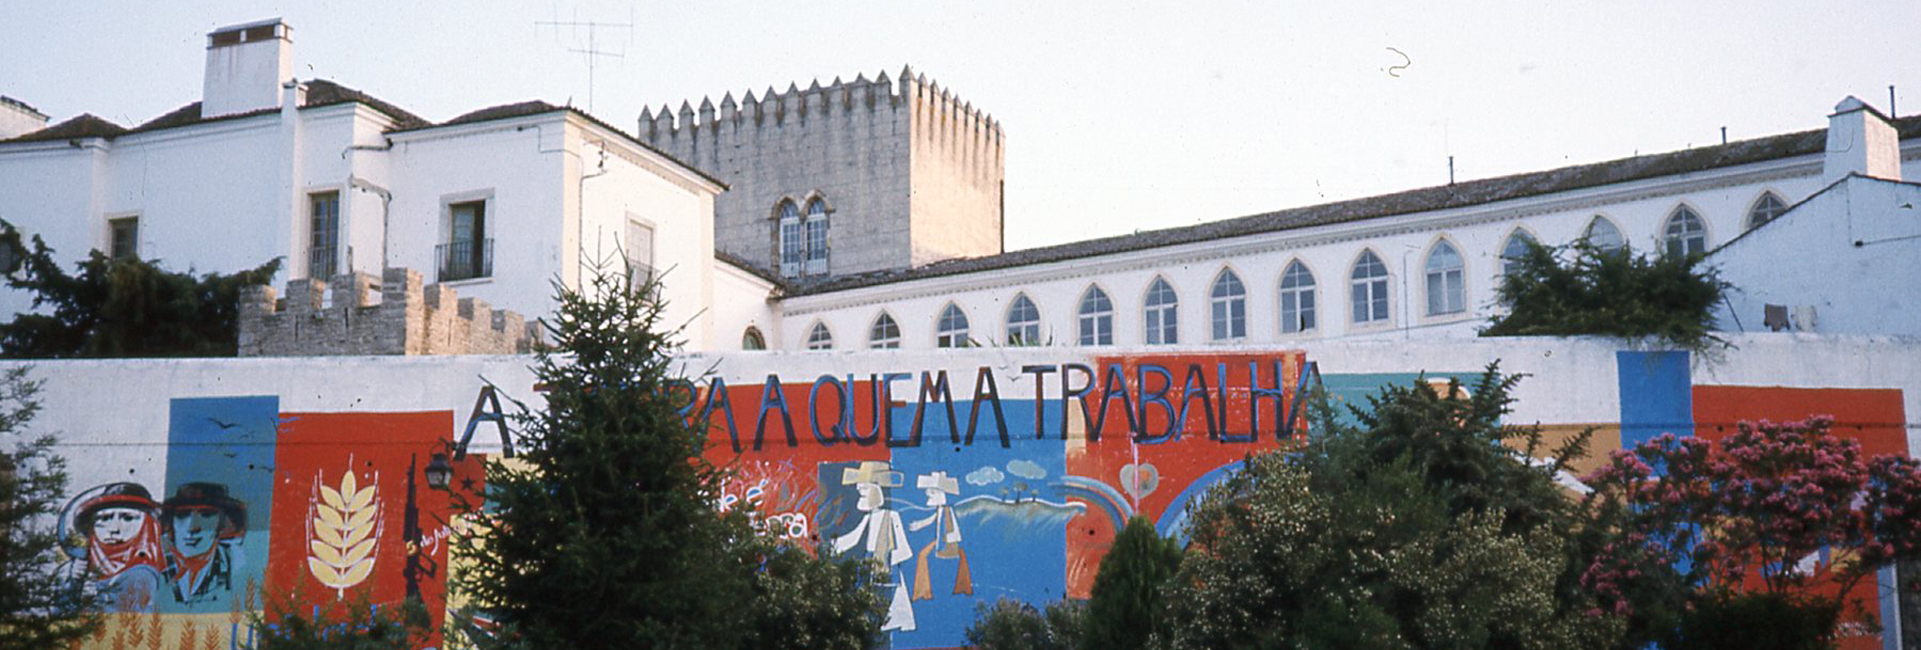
[1279, 259, 1317, 335]
[1583, 215, 1626, 252]
[439, 190, 494, 283]
[1663, 204, 1708, 257]
[1208, 267, 1247, 342]
[625, 214, 657, 285]
[935, 303, 971, 348]
[1005, 293, 1042, 347]
[804, 322, 834, 351]
[803, 197, 830, 276]
[1077, 285, 1114, 346]
[1423, 239, 1467, 317]
[308, 189, 341, 280]
[1349, 249, 1392, 327]
[106, 213, 139, 262]
[1499, 228, 1536, 277]
[869, 312, 902, 349]
[1143, 276, 1179, 345]
[777, 200, 803, 278]
[741, 327, 767, 351]
[1746, 191, 1788, 229]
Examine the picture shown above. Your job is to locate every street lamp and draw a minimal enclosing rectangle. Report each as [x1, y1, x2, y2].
[424, 452, 454, 490]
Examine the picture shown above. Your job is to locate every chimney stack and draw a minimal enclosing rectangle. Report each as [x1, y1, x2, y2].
[1823, 95, 1902, 185]
[202, 18, 293, 119]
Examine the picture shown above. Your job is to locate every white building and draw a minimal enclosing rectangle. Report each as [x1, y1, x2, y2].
[4, 19, 1918, 355]
[0, 18, 759, 351]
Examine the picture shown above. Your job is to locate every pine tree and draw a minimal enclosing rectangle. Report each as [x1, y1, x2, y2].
[0, 366, 98, 650]
[449, 264, 756, 649]
[1080, 517, 1181, 650]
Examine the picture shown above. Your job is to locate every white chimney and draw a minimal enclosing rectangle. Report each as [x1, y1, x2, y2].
[202, 18, 293, 119]
[1823, 95, 1901, 185]
[0, 96, 49, 139]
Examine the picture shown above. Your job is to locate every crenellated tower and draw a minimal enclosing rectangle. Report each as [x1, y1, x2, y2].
[639, 66, 1005, 280]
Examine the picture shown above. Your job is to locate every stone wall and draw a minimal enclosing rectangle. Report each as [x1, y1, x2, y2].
[640, 66, 1004, 279]
[238, 267, 536, 356]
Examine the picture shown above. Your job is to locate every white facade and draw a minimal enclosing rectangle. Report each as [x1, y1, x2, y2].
[0, 19, 745, 350]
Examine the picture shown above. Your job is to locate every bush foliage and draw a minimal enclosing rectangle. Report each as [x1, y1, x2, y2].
[0, 224, 281, 358]
[1482, 240, 1725, 351]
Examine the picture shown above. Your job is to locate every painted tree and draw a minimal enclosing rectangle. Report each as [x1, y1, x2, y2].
[0, 224, 281, 358]
[1079, 516, 1181, 650]
[1581, 417, 1921, 648]
[0, 366, 98, 650]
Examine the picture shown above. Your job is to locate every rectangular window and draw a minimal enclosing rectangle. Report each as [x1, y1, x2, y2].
[439, 200, 491, 281]
[309, 191, 340, 279]
[108, 216, 138, 261]
[804, 213, 828, 276]
[626, 219, 655, 284]
[779, 218, 803, 278]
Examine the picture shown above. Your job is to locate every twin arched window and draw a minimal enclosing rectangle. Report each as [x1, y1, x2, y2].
[869, 312, 901, 349]
[1350, 251, 1390, 324]
[1664, 206, 1707, 257]
[1078, 287, 1114, 346]
[1424, 241, 1466, 316]
[1279, 261, 1316, 334]
[936, 304, 971, 348]
[1006, 294, 1041, 346]
[1210, 270, 1246, 341]
[1144, 278, 1179, 345]
[777, 197, 830, 278]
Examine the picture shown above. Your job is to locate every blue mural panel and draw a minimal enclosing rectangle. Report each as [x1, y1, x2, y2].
[159, 396, 279, 614]
[1616, 351, 1693, 450]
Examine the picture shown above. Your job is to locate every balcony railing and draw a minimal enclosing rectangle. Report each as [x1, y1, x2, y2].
[437, 239, 493, 282]
[309, 245, 337, 280]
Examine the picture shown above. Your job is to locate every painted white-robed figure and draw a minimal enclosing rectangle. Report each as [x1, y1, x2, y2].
[834, 461, 916, 632]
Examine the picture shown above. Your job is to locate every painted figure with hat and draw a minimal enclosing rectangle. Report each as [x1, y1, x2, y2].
[161, 482, 247, 604]
[59, 482, 166, 612]
[908, 471, 972, 600]
[832, 460, 916, 632]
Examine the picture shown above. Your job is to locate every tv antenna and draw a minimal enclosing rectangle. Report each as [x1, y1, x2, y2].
[535, 8, 633, 114]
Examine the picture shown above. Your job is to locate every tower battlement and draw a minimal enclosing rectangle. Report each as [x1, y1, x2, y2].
[640, 66, 1005, 278]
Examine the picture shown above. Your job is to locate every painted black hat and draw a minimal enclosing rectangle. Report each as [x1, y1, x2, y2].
[161, 482, 247, 534]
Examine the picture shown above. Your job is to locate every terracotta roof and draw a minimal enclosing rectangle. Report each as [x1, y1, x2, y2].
[2, 113, 127, 143]
[5, 80, 429, 144]
[788, 114, 1921, 296]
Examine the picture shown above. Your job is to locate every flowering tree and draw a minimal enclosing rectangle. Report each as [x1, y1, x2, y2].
[1580, 416, 1921, 643]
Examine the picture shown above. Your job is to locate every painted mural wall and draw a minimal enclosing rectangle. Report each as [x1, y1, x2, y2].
[16, 335, 1921, 650]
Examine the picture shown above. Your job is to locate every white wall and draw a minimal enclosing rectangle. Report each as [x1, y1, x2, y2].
[1712, 176, 1921, 336]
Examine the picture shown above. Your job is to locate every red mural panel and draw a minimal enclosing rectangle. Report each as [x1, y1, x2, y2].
[1691, 386, 1908, 650]
[1064, 352, 1304, 596]
[268, 411, 469, 646]
[699, 380, 891, 544]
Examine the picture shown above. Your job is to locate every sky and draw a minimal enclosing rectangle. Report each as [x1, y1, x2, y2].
[5, 1, 1920, 252]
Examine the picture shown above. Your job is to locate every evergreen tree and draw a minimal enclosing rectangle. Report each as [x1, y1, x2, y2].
[1080, 517, 1181, 650]
[0, 366, 97, 650]
[451, 262, 885, 650]
[449, 264, 756, 649]
[0, 224, 281, 358]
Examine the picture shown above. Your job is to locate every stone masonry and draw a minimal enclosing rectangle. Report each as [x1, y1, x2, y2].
[239, 268, 536, 356]
[640, 65, 1005, 279]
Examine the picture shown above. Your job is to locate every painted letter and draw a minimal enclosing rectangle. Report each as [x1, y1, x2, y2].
[753, 374, 798, 450]
[967, 366, 1011, 447]
[1135, 364, 1175, 444]
[1062, 364, 1096, 441]
[1094, 363, 1139, 440]
[809, 374, 847, 446]
[1176, 364, 1220, 441]
[700, 377, 742, 452]
[1021, 365, 1057, 439]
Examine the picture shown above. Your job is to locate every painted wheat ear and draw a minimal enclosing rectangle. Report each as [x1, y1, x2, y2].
[308, 468, 379, 596]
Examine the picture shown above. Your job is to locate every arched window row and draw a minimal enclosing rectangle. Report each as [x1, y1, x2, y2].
[784, 195, 1782, 349]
